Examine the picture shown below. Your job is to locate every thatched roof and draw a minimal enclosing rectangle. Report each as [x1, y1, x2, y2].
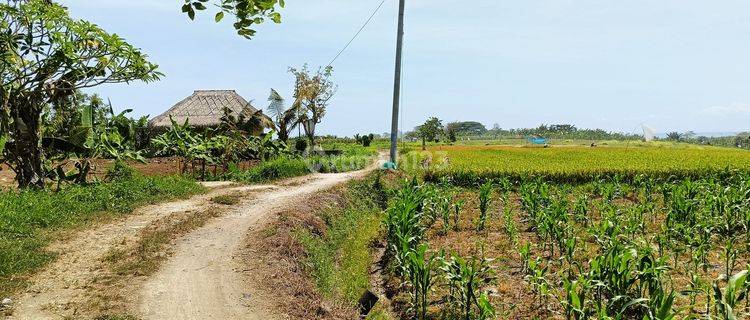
[149, 90, 272, 128]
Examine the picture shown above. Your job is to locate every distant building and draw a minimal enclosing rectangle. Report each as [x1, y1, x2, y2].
[149, 90, 273, 135]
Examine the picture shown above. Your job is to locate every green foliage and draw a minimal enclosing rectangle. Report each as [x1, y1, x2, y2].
[712, 269, 749, 320]
[0, 175, 203, 296]
[152, 116, 287, 178]
[289, 64, 336, 147]
[1, 0, 160, 188]
[295, 139, 308, 153]
[295, 177, 385, 305]
[266, 88, 299, 143]
[441, 253, 496, 320]
[105, 160, 136, 182]
[416, 117, 444, 149]
[446, 121, 488, 136]
[223, 156, 309, 183]
[355, 133, 375, 147]
[476, 182, 492, 231]
[404, 244, 441, 320]
[181, 0, 285, 39]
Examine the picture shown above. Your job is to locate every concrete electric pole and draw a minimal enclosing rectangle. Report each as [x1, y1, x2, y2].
[389, 0, 406, 165]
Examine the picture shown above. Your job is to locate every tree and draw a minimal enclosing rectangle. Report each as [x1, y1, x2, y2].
[266, 88, 299, 143]
[181, 0, 284, 39]
[1, 0, 161, 188]
[417, 117, 444, 150]
[446, 121, 487, 136]
[666, 132, 682, 141]
[446, 125, 457, 143]
[289, 65, 336, 148]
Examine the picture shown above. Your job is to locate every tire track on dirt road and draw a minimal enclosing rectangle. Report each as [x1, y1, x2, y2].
[5, 181, 260, 320]
[137, 163, 380, 319]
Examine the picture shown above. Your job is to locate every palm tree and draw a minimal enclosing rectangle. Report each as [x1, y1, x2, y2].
[267, 89, 300, 143]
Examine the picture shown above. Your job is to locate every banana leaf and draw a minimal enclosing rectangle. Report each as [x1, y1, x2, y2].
[42, 136, 90, 154]
[0, 134, 6, 154]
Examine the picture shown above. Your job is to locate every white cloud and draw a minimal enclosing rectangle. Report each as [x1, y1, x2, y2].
[700, 103, 750, 116]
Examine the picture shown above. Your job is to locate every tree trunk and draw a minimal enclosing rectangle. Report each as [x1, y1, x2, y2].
[11, 103, 45, 189]
[422, 138, 426, 151]
[307, 134, 315, 152]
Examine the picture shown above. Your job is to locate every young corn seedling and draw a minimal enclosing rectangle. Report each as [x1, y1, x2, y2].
[453, 199, 465, 231]
[405, 244, 441, 320]
[723, 238, 738, 279]
[562, 275, 591, 320]
[438, 192, 454, 235]
[503, 203, 518, 245]
[525, 256, 550, 310]
[712, 269, 748, 320]
[441, 253, 496, 320]
[476, 182, 492, 231]
[646, 288, 677, 320]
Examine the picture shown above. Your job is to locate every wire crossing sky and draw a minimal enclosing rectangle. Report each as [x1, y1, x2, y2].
[60, 0, 750, 136]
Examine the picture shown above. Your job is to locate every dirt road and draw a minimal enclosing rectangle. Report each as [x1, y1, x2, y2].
[138, 169, 374, 320]
[6, 158, 379, 320]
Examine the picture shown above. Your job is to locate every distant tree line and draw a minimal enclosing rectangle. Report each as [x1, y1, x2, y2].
[665, 131, 750, 149]
[403, 120, 643, 144]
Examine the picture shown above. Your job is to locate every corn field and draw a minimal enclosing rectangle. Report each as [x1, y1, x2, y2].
[380, 168, 750, 319]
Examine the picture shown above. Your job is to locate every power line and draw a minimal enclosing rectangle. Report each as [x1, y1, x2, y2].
[327, 0, 387, 68]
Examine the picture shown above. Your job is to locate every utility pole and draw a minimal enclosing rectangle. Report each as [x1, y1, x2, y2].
[389, 0, 406, 165]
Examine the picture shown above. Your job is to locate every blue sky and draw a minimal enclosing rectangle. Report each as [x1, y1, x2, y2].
[60, 0, 750, 136]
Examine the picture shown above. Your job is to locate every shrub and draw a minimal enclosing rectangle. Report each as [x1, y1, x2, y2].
[226, 157, 310, 183]
[295, 139, 308, 153]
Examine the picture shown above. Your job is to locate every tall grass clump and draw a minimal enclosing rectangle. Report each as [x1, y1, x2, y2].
[224, 157, 310, 183]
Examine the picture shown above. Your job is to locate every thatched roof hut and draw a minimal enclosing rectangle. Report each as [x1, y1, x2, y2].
[149, 90, 273, 135]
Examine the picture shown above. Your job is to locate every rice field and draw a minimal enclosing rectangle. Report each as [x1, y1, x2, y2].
[409, 145, 750, 184]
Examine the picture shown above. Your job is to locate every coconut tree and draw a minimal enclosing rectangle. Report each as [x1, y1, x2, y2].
[266, 88, 300, 143]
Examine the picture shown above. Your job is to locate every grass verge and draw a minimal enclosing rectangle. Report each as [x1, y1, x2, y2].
[296, 177, 385, 304]
[296, 197, 381, 304]
[224, 157, 310, 183]
[246, 173, 392, 319]
[0, 175, 203, 297]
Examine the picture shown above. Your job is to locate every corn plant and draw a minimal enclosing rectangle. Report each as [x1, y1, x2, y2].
[573, 194, 590, 226]
[404, 244, 441, 320]
[441, 254, 496, 320]
[712, 269, 748, 320]
[646, 288, 678, 320]
[384, 182, 429, 274]
[723, 238, 738, 278]
[437, 192, 454, 235]
[453, 199, 465, 231]
[476, 181, 492, 231]
[562, 275, 591, 320]
[503, 203, 518, 245]
[525, 256, 550, 309]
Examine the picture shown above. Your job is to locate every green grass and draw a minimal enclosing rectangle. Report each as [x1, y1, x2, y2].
[211, 193, 241, 205]
[411, 145, 750, 184]
[0, 175, 204, 296]
[295, 177, 385, 305]
[225, 157, 310, 183]
[305, 154, 374, 173]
